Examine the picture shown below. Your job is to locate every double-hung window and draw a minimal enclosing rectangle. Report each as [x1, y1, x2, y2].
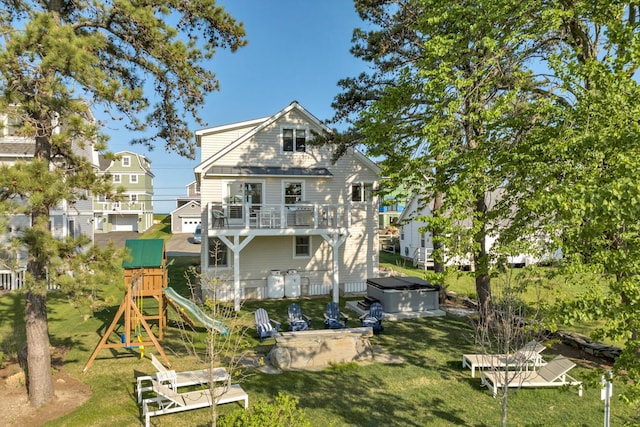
[4, 115, 22, 137]
[122, 156, 131, 167]
[352, 183, 373, 202]
[130, 174, 138, 184]
[294, 236, 311, 258]
[284, 182, 303, 204]
[113, 174, 121, 184]
[282, 128, 306, 153]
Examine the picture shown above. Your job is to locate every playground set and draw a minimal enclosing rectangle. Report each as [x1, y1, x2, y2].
[82, 239, 222, 374]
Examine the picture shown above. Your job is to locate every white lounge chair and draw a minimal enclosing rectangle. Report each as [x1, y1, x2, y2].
[481, 355, 583, 397]
[142, 379, 248, 427]
[136, 354, 230, 403]
[462, 341, 547, 377]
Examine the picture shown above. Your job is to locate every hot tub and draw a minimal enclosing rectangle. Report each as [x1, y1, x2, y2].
[366, 277, 440, 313]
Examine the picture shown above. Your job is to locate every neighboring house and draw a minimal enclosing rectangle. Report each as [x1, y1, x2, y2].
[397, 195, 438, 269]
[176, 180, 200, 207]
[171, 181, 202, 233]
[171, 200, 201, 234]
[194, 101, 381, 309]
[378, 189, 406, 229]
[0, 109, 98, 289]
[94, 151, 154, 233]
[398, 193, 554, 270]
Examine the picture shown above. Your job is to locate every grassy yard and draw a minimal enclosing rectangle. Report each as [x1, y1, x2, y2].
[0, 253, 637, 426]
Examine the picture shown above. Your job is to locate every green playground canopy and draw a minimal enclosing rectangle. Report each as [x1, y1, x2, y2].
[122, 239, 165, 268]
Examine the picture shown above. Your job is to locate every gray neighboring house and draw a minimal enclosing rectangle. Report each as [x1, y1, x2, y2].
[0, 111, 98, 290]
[171, 181, 201, 233]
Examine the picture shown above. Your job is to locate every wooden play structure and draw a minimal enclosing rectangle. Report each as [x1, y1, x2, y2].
[83, 239, 172, 374]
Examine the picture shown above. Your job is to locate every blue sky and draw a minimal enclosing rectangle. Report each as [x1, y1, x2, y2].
[106, 1, 369, 213]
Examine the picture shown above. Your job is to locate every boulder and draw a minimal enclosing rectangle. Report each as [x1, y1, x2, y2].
[268, 327, 374, 371]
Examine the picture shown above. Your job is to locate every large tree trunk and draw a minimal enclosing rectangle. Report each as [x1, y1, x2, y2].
[25, 121, 56, 407]
[25, 290, 55, 407]
[432, 190, 447, 303]
[474, 195, 493, 323]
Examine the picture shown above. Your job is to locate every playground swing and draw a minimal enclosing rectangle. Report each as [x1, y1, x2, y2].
[82, 239, 230, 375]
[121, 287, 145, 358]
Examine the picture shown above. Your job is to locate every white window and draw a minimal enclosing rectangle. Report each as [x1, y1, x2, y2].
[98, 194, 106, 203]
[352, 183, 373, 202]
[112, 174, 121, 183]
[294, 236, 311, 258]
[130, 174, 138, 184]
[284, 182, 303, 204]
[122, 156, 131, 167]
[130, 194, 138, 202]
[3, 114, 22, 137]
[282, 128, 306, 153]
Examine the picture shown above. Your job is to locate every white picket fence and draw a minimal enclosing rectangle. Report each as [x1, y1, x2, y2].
[0, 269, 60, 291]
[0, 269, 26, 291]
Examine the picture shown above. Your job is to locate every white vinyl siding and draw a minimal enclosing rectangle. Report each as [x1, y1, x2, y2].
[198, 106, 380, 288]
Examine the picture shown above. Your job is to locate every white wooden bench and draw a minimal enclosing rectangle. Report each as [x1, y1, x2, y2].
[142, 380, 248, 426]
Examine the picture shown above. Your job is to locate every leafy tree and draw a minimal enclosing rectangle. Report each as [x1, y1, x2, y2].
[501, 2, 640, 403]
[322, 0, 554, 321]
[0, 0, 245, 407]
[328, 0, 640, 409]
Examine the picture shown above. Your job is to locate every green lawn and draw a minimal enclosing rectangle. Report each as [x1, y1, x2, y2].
[0, 252, 637, 426]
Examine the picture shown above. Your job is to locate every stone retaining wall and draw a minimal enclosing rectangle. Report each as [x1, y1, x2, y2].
[551, 330, 621, 362]
[268, 327, 374, 371]
[445, 291, 622, 363]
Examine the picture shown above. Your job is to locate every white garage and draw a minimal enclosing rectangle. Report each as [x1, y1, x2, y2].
[181, 217, 201, 233]
[171, 201, 202, 233]
[112, 214, 139, 232]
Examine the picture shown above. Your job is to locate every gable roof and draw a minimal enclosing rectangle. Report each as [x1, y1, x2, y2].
[170, 200, 201, 216]
[194, 101, 380, 176]
[194, 101, 331, 175]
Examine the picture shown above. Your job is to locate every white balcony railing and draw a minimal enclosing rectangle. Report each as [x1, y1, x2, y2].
[207, 202, 351, 230]
[0, 268, 26, 291]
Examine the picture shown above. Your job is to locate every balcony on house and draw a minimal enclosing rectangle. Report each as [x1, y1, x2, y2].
[96, 201, 148, 213]
[206, 202, 351, 232]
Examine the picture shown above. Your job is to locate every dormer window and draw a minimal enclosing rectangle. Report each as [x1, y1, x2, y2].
[122, 156, 131, 167]
[282, 128, 306, 153]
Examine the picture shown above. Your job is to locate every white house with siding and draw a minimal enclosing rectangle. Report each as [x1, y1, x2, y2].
[194, 101, 380, 310]
[0, 108, 99, 290]
[398, 193, 554, 270]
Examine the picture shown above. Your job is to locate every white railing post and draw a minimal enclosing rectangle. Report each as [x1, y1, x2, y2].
[313, 203, 318, 229]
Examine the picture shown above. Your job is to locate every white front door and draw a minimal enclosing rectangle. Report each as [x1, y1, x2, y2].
[225, 181, 263, 224]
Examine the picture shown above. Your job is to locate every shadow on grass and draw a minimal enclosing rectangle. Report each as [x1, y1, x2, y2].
[239, 296, 484, 426]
